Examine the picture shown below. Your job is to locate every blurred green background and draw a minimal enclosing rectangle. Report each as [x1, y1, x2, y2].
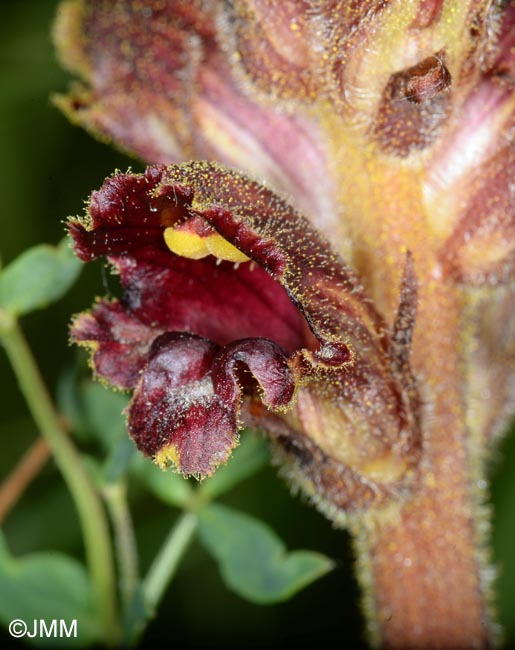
[0, 1, 513, 647]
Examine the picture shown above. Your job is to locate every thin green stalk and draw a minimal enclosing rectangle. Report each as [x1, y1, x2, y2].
[0, 314, 120, 645]
[143, 511, 198, 614]
[103, 481, 139, 614]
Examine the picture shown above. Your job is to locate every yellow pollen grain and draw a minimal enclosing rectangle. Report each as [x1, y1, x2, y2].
[154, 443, 181, 470]
[163, 226, 250, 263]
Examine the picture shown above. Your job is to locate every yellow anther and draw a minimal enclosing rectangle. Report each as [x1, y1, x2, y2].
[163, 227, 210, 259]
[163, 227, 250, 263]
[205, 233, 250, 263]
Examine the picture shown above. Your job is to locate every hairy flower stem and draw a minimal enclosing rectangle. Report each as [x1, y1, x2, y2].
[354, 470, 492, 648]
[0, 312, 121, 646]
[351, 289, 493, 647]
[313, 102, 500, 646]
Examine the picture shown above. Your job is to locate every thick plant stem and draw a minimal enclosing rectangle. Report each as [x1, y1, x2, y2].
[143, 511, 198, 614]
[354, 466, 493, 649]
[351, 290, 494, 648]
[319, 111, 498, 647]
[0, 314, 120, 645]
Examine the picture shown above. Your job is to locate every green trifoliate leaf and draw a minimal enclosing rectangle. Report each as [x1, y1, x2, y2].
[0, 532, 101, 646]
[198, 504, 334, 604]
[0, 239, 81, 316]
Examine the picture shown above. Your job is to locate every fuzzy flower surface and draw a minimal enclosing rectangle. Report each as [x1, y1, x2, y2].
[56, 0, 515, 646]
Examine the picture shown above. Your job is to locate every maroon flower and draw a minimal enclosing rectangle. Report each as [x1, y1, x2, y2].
[70, 162, 420, 508]
[57, 0, 515, 645]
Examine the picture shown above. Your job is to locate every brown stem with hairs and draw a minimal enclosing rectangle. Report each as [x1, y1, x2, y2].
[352, 287, 493, 648]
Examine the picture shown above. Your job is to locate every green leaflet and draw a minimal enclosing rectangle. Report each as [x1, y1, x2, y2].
[0, 239, 81, 316]
[198, 503, 334, 604]
[0, 532, 100, 646]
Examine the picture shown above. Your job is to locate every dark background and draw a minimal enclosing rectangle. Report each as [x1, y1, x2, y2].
[0, 1, 514, 647]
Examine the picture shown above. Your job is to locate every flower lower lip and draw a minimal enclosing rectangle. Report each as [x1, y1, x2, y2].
[127, 331, 297, 476]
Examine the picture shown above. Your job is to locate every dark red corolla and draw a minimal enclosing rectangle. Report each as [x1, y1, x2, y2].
[69, 162, 420, 511]
[58, 0, 515, 645]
